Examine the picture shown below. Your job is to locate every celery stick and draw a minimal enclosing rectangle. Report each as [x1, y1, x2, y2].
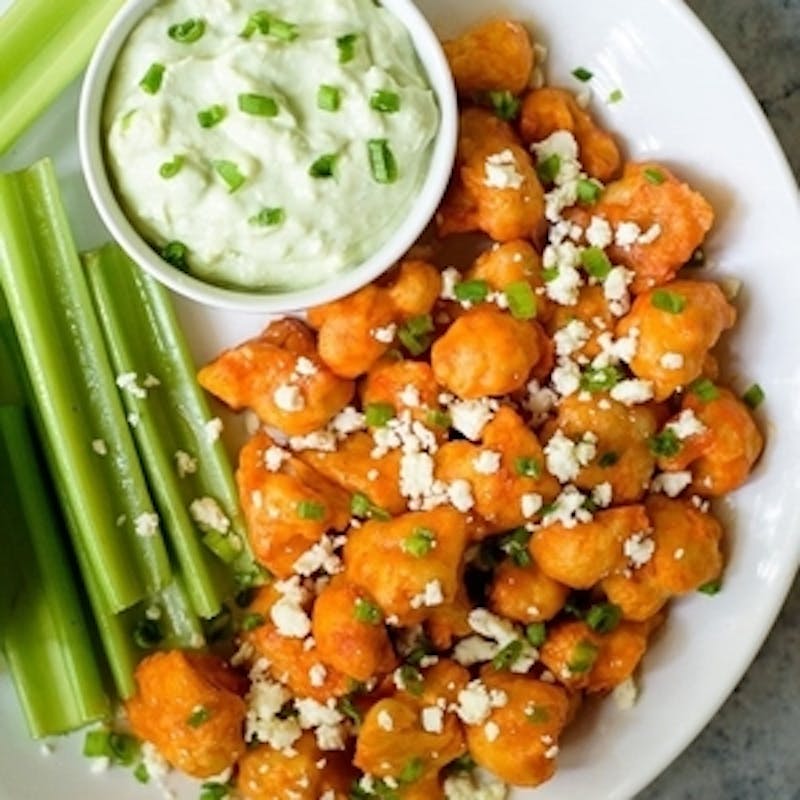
[0, 159, 171, 612]
[83, 244, 256, 617]
[0, 0, 124, 155]
[0, 405, 110, 737]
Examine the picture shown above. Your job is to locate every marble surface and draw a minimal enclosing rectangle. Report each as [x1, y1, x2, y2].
[637, 1, 800, 799]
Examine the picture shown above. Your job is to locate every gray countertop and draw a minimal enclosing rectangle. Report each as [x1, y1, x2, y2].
[637, 1, 800, 798]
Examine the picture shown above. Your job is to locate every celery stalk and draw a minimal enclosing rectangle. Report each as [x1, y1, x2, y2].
[83, 244, 256, 617]
[0, 0, 124, 155]
[0, 159, 171, 612]
[0, 405, 110, 737]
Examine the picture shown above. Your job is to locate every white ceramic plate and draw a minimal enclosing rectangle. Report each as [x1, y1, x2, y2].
[1, 1, 799, 798]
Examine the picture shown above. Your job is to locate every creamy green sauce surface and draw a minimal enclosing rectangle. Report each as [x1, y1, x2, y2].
[104, 0, 440, 291]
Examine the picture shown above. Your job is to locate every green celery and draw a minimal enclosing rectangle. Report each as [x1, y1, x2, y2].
[83, 244, 255, 617]
[0, 0, 124, 154]
[0, 159, 171, 612]
[0, 405, 110, 736]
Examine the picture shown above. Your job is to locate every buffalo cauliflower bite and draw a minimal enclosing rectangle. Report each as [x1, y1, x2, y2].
[198, 318, 354, 436]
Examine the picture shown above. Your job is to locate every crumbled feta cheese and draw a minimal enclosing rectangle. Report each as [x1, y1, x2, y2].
[142, 373, 161, 389]
[484, 149, 525, 190]
[638, 223, 662, 245]
[610, 379, 654, 405]
[294, 356, 318, 377]
[613, 676, 639, 710]
[543, 256, 582, 306]
[542, 485, 592, 528]
[453, 680, 507, 725]
[273, 383, 305, 413]
[371, 323, 397, 344]
[292, 538, 342, 577]
[473, 450, 502, 475]
[398, 384, 421, 408]
[447, 479, 475, 513]
[553, 319, 591, 357]
[244, 677, 302, 750]
[651, 470, 693, 497]
[624, 531, 656, 568]
[484, 721, 500, 742]
[289, 430, 337, 452]
[443, 769, 508, 800]
[329, 406, 366, 437]
[659, 352, 684, 370]
[190, 497, 230, 533]
[204, 417, 223, 443]
[134, 512, 159, 537]
[439, 267, 462, 301]
[449, 398, 497, 441]
[544, 744, 560, 759]
[666, 409, 706, 439]
[615, 221, 642, 248]
[525, 379, 558, 423]
[421, 706, 444, 734]
[453, 635, 500, 666]
[468, 608, 517, 647]
[585, 216, 613, 249]
[521, 493, 543, 519]
[377, 710, 394, 732]
[674, 547, 686, 560]
[264, 445, 289, 472]
[410, 579, 444, 609]
[91, 438, 108, 456]
[127, 412, 140, 428]
[270, 578, 312, 638]
[551, 357, 581, 397]
[592, 327, 639, 368]
[367, 468, 379, 481]
[400, 451, 436, 507]
[175, 449, 197, 478]
[544, 430, 596, 483]
[116, 372, 147, 399]
[591, 481, 613, 508]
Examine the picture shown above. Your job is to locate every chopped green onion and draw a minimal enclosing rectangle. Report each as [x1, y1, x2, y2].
[167, 18, 205, 43]
[400, 757, 424, 784]
[505, 281, 538, 320]
[133, 763, 150, 784]
[241, 612, 265, 631]
[742, 383, 765, 410]
[580, 247, 612, 280]
[197, 104, 226, 128]
[139, 63, 165, 94]
[370, 89, 401, 113]
[240, 11, 298, 40]
[542, 266, 559, 283]
[309, 153, 338, 178]
[644, 167, 666, 185]
[585, 602, 621, 633]
[317, 84, 341, 112]
[199, 782, 230, 800]
[567, 638, 599, 673]
[364, 402, 395, 427]
[112, 732, 141, 764]
[350, 491, 391, 521]
[297, 500, 325, 520]
[426, 409, 452, 429]
[187, 705, 211, 727]
[690, 377, 719, 402]
[202, 530, 242, 564]
[580, 365, 622, 393]
[651, 289, 687, 314]
[447, 754, 477, 774]
[398, 314, 434, 356]
[487, 90, 521, 121]
[403, 527, 436, 558]
[161, 240, 188, 270]
[337, 695, 362, 724]
[491, 639, 523, 670]
[133, 618, 163, 649]
[648, 429, 682, 458]
[398, 665, 424, 696]
[158, 155, 185, 179]
[212, 160, 245, 193]
[572, 66, 593, 82]
[83, 729, 112, 758]
[525, 622, 546, 647]
[354, 597, 382, 625]
[337, 33, 358, 63]
[536, 154, 561, 184]
[453, 279, 490, 304]
[238, 93, 278, 117]
[608, 88, 624, 103]
[249, 207, 285, 227]
[577, 178, 603, 204]
[368, 138, 398, 184]
[500, 528, 531, 567]
[525, 705, 550, 723]
[698, 578, 722, 595]
[598, 451, 619, 468]
[514, 456, 541, 478]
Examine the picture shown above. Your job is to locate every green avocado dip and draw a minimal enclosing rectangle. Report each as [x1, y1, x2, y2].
[104, 0, 440, 291]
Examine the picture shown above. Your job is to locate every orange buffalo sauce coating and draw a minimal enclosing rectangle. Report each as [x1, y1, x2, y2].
[126, 651, 246, 778]
[198, 318, 354, 436]
[489, 559, 570, 624]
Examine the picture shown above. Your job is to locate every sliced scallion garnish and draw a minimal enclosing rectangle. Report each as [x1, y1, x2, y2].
[370, 89, 401, 113]
[212, 160, 245, 192]
[403, 527, 436, 558]
[367, 138, 398, 184]
[197, 104, 226, 128]
[505, 280, 537, 319]
[249, 207, 285, 227]
[742, 383, 765, 409]
[580, 246, 612, 279]
[487, 90, 521, 121]
[572, 66, 593, 82]
[160, 241, 188, 270]
[309, 153, 338, 179]
[297, 500, 326, 520]
[337, 33, 358, 63]
[238, 93, 278, 117]
[453, 279, 489, 304]
[364, 402, 395, 427]
[139, 62, 165, 94]
[651, 289, 687, 314]
[644, 167, 666, 185]
[317, 84, 341, 112]
[158, 155, 185, 179]
[167, 18, 205, 43]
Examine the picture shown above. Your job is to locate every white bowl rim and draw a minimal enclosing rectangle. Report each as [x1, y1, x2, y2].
[78, 0, 458, 314]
